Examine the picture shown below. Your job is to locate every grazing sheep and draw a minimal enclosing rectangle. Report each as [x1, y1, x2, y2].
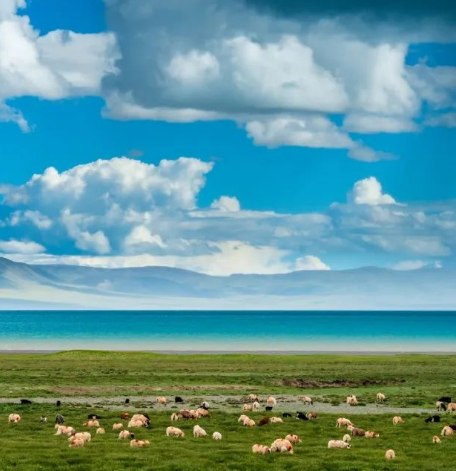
[112, 423, 123, 430]
[71, 432, 91, 443]
[96, 428, 105, 434]
[282, 413, 292, 418]
[156, 396, 167, 406]
[56, 400, 61, 407]
[125, 399, 130, 405]
[342, 434, 351, 443]
[271, 438, 293, 454]
[252, 401, 261, 411]
[175, 396, 184, 403]
[166, 426, 185, 437]
[128, 414, 150, 428]
[196, 408, 210, 418]
[433, 435, 441, 443]
[441, 425, 454, 436]
[448, 402, 456, 413]
[437, 401, 447, 411]
[8, 414, 21, 423]
[248, 394, 259, 402]
[425, 415, 441, 423]
[438, 396, 452, 403]
[193, 425, 207, 438]
[258, 417, 270, 427]
[328, 440, 351, 449]
[243, 403, 253, 411]
[119, 430, 135, 439]
[252, 444, 271, 454]
[200, 401, 210, 410]
[238, 414, 249, 423]
[296, 412, 309, 421]
[385, 449, 396, 460]
[120, 412, 130, 420]
[88, 414, 102, 420]
[130, 439, 149, 447]
[55, 414, 65, 425]
[212, 432, 222, 440]
[301, 396, 313, 405]
[393, 416, 404, 425]
[84, 420, 100, 428]
[170, 413, 180, 421]
[346, 395, 358, 406]
[306, 412, 317, 420]
[20, 399, 32, 405]
[188, 410, 200, 420]
[365, 431, 380, 438]
[376, 393, 386, 403]
[128, 420, 146, 428]
[68, 438, 85, 448]
[351, 427, 366, 437]
[244, 419, 256, 427]
[269, 417, 283, 423]
[266, 397, 277, 407]
[55, 425, 75, 436]
[285, 434, 302, 444]
[336, 418, 353, 428]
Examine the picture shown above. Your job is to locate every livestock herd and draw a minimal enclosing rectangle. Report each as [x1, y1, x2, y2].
[6, 393, 456, 462]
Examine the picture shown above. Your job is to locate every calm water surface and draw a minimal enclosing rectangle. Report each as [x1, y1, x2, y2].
[0, 311, 454, 352]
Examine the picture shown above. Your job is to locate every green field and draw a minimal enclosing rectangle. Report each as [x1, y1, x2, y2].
[0, 352, 455, 471]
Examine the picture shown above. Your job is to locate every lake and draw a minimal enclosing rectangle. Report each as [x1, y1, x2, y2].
[0, 311, 454, 352]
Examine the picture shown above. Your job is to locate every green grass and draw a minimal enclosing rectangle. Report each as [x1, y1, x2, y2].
[0, 352, 456, 470]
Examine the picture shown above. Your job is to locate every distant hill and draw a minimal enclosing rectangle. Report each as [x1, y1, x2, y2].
[0, 257, 454, 310]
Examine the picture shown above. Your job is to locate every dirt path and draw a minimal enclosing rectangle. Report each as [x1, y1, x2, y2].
[0, 395, 439, 415]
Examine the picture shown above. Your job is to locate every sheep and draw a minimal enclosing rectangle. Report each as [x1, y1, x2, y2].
[156, 396, 167, 406]
[96, 428, 105, 434]
[258, 417, 270, 426]
[238, 414, 249, 424]
[40, 416, 47, 422]
[212, 432, 222, 440]
[385, 449, 396, 460]
[301, 396, 313, 405]
[393, 416, 404, 425]
[437, 401, 447, 411]
[266, 396, 277, 407]
[8, 413, 21, 423]
[441, 425, 454, 436]
[328, 440, 351, 449]
[285, 434, 302, 444]
[243, 403, 253, 411]
[200, 401, 210, 410]
[269, 417, 283, 423]
[196, 408, 210, 418]
[112, 423, 123, 430]
[55, 414, 65, 425]
[128, 419, 146, 428]
[175, 396, 184, 403]
[68, 438, 85, 448]
[171, 413, 180, 421]
[119, 430, 135, 439]
[252, 444, 271, 454]
[343, 434, 351, 443]
[296, 412, 309, 421]
[252, 401, 261, 411]
[128, 414, 150, 428]
[376, 393, 386, 403]
[306, 412, 317, 420]
[351, 427, 366, 437]
[130, 439, 149, 447]
[193, 425, 207, 438]
[433, 435, 441, 443]
[244, 419, 256, 427]
[425, 415, 441, 423]
[248, 394, 259, 402]
[346, 395, 358, 406]
[55, 425, 75, 436]
[271, 438, 293, 453]
[83, 420, 100, 428]
[188, 410, 200, 420]
[448, 402, 456, 413]
[336, 418, 353, 428]
[166, 426, 185, 437]
[365, 431, 380, 438]
[70, 432, 91, 443]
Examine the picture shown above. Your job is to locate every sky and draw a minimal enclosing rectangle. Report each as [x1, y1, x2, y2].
[0, 0, 455, 275]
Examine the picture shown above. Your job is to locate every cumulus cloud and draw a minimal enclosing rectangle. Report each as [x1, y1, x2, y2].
[343, 114, 418, 134]
[348, 177, 396, 205]
[0, 239, 45, 254]
[1, 157, 455, 274]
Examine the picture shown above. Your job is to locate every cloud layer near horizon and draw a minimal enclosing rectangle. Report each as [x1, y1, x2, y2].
[0, 156, 453, 275]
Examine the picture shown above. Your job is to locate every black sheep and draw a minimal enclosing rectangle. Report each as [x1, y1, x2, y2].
[265, 406, 273, 412]
[20, 399, 32, 405]
[296, 411, 309, 421]
[425, 415, 441, 423]
[438, 396, 452, 403]
[175, 396, 184, 403]
[282, 412, 292, 417]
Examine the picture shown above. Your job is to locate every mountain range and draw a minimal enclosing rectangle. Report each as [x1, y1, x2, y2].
[0, 257, 454, 310]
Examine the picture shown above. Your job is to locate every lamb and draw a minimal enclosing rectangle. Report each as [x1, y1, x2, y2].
[346, 395, 358, 406]
[212, 432, 222, 440]
[285, 434, 302, 444]
[252, 444, 271, 454]
[393, 416, 404, 425]
[342, 434, 351, 443]
[119, 430, 135, 439]
[328, 440, 351, 449]
[385, 449, 396, 460]
[166, 426, 185, 437]
[433, 435, 441, 443]
[376, 393, 386, 403]
[252, 401, 261, 411]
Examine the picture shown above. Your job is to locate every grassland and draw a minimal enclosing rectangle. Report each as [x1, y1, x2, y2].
[0, 352, 455, 471]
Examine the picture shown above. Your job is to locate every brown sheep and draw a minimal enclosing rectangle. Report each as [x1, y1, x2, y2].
[351, 427, 365, 437]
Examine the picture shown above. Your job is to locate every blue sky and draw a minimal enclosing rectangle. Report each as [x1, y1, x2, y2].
[0, 0, 455, 275]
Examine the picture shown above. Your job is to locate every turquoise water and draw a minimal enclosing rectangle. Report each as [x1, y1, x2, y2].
[0, 311, 454, 352]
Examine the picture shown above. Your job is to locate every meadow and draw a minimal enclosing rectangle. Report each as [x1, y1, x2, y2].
[0, 352, 455, 471]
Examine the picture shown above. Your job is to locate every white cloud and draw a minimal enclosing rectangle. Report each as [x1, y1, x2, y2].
[168, 50, 220, 85]
[0, 239, 45, 254]
[10, 210, 53, 229]
[425, 112, 456, 128]
[294, 255, 330, 271]
[348, 177, 396, 205]
[210, 196, 241, 212]
[392, 260, 442, 271]
[123, 225, 166, 253]
[344, 114, 418, 133]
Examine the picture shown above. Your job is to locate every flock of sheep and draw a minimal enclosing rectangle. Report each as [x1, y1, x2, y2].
[6, 393, 456, 461]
